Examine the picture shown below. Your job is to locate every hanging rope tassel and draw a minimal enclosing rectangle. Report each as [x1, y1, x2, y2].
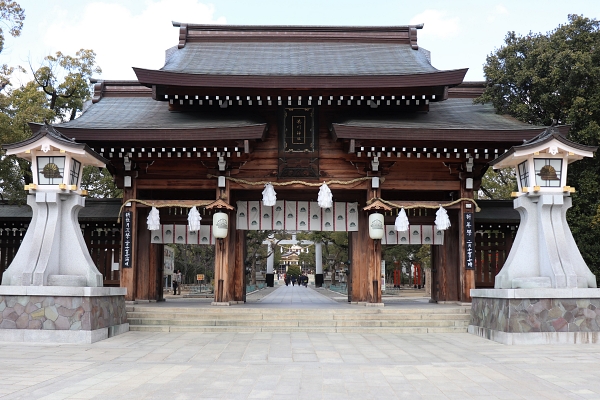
[435, 206, 451, 230]
[262, 182, 277, 206]
[317, 182, 333, 208]
[395, 208, 409, 232]
[147, 206, 161, 231]
[187, 206, 202, 232]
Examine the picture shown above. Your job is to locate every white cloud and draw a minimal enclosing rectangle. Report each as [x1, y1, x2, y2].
[487, 4, 509, 22]
[42, 0, 226, 79]
[409, 10, 459, 39]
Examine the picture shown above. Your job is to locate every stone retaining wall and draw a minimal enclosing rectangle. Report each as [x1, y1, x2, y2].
[0, 294, 127, 331]
[470, 297, 600, 333]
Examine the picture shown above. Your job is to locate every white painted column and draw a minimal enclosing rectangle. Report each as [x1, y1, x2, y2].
[266, 243, 274, 274]
[315, 242, 322, 274]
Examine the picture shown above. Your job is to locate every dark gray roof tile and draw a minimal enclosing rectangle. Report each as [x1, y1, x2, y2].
[335, 99, 543, 131]
[56, 98, 265, 130]
[161, 43, 437, 76]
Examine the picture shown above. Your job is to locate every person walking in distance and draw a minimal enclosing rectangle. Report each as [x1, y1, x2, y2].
[174, 270, 182, 295]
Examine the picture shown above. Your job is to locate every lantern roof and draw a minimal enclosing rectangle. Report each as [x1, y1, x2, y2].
[3, 122, 107, 168]
[489, 124, 597, 169]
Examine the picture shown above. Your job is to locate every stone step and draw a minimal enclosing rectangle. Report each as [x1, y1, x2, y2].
[128, 306, 470, 315]
[128, 325, 468, 334]
[128, 317, 469, 328]
[126, 305, 471, 334]
[126, 311, 471, 321]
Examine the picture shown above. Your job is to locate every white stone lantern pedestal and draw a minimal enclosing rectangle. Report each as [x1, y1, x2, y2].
[0, 123, 128, 343]
[469, 126, 600, 344]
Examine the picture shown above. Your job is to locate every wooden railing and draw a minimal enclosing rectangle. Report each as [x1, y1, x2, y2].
[0, 222, 121, 287]
[0, 227, 25, 278]
[474, 230, 515, 288]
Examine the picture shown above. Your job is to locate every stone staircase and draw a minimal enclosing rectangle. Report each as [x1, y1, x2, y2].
[127, 305, 471, 333]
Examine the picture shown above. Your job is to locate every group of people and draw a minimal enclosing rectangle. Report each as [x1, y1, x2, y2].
[284, 273, 309, 287]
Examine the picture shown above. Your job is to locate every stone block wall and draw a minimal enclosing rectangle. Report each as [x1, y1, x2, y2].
[0, 295, 127, 331]
[470, 297, 600, 333]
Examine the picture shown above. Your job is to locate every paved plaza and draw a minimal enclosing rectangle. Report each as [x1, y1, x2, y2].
[1, 286, 600, 399]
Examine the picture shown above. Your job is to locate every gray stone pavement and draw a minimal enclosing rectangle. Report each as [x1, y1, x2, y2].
[2, 285, 600, 399]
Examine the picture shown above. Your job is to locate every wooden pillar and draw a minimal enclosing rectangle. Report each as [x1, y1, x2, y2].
[232, 229, 246, 302]
[213, 178, 241, 303]
[149, 243, 164, 301]
[121, 183, 137, 301]
[368, 235, 382, 303]
[349, 202, 382, 303]
[432, 211, 460, 302]
[135, 208, 151, 300]
[214, 236, 228, 303]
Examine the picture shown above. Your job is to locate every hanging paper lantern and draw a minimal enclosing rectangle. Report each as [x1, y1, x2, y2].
[317, 182, 333, 208]
[213, 212, 229, 239]
[395, 208, 409, 232]
[147, 206, 160, 231]
[435, 206, 451, 230]
[262, 182, 277, 206]
[188, 206, 202, 232]
[368, 213, 385, 240]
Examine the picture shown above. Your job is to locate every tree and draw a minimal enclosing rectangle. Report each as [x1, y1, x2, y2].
[0, 1, 24, 55]
[478, 167, 517, 200]
[245, 231, 286, 285]
[476, 15, 600, 281]
[0, 48, 119, 201]
[0, 80, 54, 202]
[31, 49, 102, 121]
[173, 244, 214, 284]
[81, 167, 122, 198]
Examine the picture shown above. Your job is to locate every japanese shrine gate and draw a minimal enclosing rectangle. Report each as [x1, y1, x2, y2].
[29, 23, 550, 304]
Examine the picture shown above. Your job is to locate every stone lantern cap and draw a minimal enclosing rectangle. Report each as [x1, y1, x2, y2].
[3, 122, 107, 168]
[489, 125, 597, 169]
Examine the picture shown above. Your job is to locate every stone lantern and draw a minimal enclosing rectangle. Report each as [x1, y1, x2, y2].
[2, 123, 107, 287]
[489, 126, 597, 289]
[469, 125, 600, 345]
[0, 123, 128, 343]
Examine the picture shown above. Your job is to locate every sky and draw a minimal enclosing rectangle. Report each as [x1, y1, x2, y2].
[1, 0, 599, 86]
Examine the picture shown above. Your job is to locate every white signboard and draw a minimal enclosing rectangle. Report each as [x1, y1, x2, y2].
[164, 246, 174, 275]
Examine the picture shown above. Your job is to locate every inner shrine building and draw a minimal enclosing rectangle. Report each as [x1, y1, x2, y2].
[42, 23, 555, 304]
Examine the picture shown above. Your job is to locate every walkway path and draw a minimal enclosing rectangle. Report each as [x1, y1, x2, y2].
[1, 331, 599, 399]
[257, 284, 338, 306]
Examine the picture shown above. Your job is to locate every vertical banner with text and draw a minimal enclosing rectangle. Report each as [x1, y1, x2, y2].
[464, 212, 474, 270]
[122, 211, 132, 268]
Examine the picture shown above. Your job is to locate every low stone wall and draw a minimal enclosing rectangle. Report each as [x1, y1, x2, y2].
[0, 295, 127, 330]
[0, 287, 128, 343]
[470, 288, 600, 344]
[470, 297, 600, 333]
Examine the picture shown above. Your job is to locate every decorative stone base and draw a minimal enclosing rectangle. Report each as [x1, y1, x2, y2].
[0, 323, 130, 344]
[468, 325, 600, 344]
[0, 286, 128, 343]
[470, 288, 600, 345]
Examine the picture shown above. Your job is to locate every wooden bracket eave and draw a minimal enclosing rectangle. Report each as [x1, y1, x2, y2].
[91, 80, 105, 104]
[206, 199, 235, 211]
[363, 199, 392, 212]
[178, 24, 188, 49]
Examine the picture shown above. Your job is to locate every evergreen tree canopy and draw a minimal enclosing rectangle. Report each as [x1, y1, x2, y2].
[476, 14, 600, 281]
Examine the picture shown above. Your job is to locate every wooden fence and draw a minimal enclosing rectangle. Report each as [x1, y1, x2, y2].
[0, 222, 121, 287]
[474, 229, 515, 288]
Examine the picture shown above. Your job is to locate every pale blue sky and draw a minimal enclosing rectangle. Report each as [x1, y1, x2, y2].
[1, 0, 599, 84]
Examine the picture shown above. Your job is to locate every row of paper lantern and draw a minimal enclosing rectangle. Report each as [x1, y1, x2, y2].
[147, 206, 230, 239]
[368, 207, 451, 240]
[146, 181, 451, 240]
